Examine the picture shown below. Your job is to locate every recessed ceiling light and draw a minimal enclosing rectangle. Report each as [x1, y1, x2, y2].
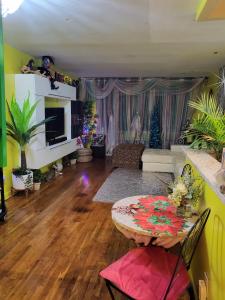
[213, 51, 218, 55]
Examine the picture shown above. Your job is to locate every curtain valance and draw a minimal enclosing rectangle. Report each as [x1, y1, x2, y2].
[82, 77, 204, 100]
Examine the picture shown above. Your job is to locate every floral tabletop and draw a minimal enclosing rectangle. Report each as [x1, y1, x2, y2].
[112, 195, 195, 245]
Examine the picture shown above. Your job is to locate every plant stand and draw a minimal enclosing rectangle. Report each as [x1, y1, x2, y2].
[11, 186, 33, 198]
[77, 148, 93, 162]
[0, 168, 7, 222]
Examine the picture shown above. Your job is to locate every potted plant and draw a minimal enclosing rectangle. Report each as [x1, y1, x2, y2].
[7, 95, 54, 191]
[185, 93, 225, 161]
[68, 151, 78, 165]
[32, 169, 43, 190]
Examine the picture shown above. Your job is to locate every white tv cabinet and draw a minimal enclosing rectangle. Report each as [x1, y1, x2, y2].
[15, 74, 80, 169]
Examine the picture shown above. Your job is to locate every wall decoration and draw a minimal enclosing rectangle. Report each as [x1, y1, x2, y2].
[37, 56, 59, 90]
[21, 59, 36, 74]
[20, 56, 78, 90]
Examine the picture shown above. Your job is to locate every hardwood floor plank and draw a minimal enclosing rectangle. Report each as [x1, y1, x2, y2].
[0, 159, 133, 300]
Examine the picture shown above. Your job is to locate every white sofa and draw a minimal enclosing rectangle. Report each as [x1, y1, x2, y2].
[141, 145, 185, 176]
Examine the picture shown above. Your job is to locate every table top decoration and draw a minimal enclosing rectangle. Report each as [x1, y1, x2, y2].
[112, 195, 194, 239]
[168, 169, 203, 210]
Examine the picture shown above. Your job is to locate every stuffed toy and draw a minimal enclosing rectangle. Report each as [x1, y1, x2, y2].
[37, 56, 59, 90]
[21, 59, 42, 75]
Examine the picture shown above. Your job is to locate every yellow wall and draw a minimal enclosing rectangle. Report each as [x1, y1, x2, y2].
[196, 0, 225, 21]
[3, 43, 34, 199]
[188, 161, 225, 300]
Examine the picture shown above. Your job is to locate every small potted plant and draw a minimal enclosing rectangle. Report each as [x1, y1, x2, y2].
[33, 169, 43, 190]
[7, 95, 54, 191]
[68, 151, 78, 165]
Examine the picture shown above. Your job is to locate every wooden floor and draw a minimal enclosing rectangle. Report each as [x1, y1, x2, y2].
[0, 159, 133, 300]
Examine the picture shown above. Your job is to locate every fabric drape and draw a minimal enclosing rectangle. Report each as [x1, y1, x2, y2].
[82, 77, 204, 100]
[161, 93, 188, 148]
[82, 77, 204, 153]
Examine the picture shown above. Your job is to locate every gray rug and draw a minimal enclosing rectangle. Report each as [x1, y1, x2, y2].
[93, 168, 173, 203]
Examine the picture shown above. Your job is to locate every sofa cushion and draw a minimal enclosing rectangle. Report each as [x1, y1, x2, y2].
[100, 246, 189, 300]
[143, 163, 174, 173]
[142, 149, 174, 164]
[112, 144, 145, 169]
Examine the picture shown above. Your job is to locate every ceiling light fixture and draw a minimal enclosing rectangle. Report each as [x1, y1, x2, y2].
[1, 0, 24, 18]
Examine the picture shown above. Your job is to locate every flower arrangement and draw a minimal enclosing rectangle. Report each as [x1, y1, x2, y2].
[168, 173, 203, 208]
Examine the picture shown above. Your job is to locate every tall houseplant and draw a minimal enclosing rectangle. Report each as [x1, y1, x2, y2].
[185, 93, 225, 161]
[7, 95, 54, 190]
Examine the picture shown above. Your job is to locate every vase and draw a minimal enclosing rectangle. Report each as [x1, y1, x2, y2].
[176, 198, 192, 218]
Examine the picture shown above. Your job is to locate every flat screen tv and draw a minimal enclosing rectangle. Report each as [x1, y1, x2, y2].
[45, 107, 65, 141]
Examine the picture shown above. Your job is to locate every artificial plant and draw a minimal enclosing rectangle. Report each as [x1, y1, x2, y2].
[6, 95, 54, 172]
[149, 103, 161, 148]
[82, 101, 97, 147]
[185, 93, 225, 161]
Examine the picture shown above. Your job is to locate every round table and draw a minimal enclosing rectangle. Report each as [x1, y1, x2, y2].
[112, 195, 195, 248]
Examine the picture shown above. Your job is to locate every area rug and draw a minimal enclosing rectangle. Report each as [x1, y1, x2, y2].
[93, 168, 173, 203]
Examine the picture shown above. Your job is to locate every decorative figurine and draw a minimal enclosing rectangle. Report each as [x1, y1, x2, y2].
[37, 56, 59, 90]
[21, 56, 76, 90]
[21, 59, 42, 75]
[21, 59, 35, 73]
[64, 75, 72, 85]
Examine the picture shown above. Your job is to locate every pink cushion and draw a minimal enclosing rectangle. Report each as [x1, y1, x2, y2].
[100, 246, 189, 300]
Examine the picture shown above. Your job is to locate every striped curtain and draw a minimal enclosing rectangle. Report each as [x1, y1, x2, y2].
[161, 93, 188, 148]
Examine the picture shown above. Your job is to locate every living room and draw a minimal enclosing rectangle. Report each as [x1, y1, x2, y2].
[0, 1, 225, 300]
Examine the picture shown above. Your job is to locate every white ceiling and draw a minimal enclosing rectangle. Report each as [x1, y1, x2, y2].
[3, 0, 225, 77]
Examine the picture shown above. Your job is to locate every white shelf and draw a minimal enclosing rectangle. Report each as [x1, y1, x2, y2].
[47, 139, 72, 149]
[26, 138, 79, 169]
[15, 74, 79, 169]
